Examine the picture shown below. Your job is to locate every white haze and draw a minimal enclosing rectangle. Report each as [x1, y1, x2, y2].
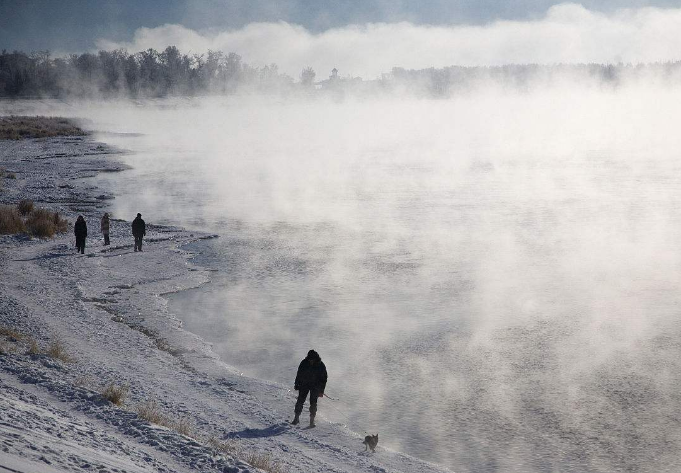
[96, 3, 681, 78]
[7, 9, 681, 467]
[8, 75, 663, 471]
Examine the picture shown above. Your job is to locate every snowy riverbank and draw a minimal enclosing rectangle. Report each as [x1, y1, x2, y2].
[0, 135, 451, 473]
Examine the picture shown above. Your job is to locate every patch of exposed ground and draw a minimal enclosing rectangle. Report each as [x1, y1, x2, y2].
[0, 115, 87, 140]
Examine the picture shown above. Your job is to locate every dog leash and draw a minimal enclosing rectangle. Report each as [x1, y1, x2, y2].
[288, 390, 350, 424]
[286, 389, 340, 401]
[321, 398, 352, 424]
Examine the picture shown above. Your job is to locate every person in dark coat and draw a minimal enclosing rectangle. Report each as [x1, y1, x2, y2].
[131, 213, 145, 252]
[74, 215, 87, 254]
[100, 213, 110, 245]
[292, 349, 327, 427]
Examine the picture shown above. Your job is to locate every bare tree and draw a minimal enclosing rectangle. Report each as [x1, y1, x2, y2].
[300, 66, 316, 86]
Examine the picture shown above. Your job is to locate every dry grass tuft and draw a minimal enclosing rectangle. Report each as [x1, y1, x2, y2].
[46, 339, 75, 363]
[53, 211, 68, 233]
[173, 418, 195, 437]
[0, 203, 68, 237]
[135, 401, 169, 426]
[243, 452, 285, 473]
[17, 199, 34, 215]
[25, 208, 68, 238]
[0, 327, 44, 357]
[0, 205, 26, 234]
[135, 401, 195, 437]
[0, 116, 87, 140]
[102, 383, 128, 406]
[0, 325, 26, 342]
[26, 338, 40, 355]
[0, 340, 17, 355]
[206, 436, 240, 457]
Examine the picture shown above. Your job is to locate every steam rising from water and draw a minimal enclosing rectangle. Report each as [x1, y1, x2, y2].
[65, 80, 681, 471]
[8, 73, 681, 471]
[97, 3, 681, 77]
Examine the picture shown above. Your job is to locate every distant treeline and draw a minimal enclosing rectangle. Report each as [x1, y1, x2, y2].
[389, 61, 681, 95]
[2, 46, 681, 99]
[0, 47, 295, 98]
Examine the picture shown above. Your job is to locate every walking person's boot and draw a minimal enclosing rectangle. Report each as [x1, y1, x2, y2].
[309, 403, 317, 428]
[291, 412, 300, 425]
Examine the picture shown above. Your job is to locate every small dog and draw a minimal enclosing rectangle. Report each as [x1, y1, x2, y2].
[363, 434, 379, 452]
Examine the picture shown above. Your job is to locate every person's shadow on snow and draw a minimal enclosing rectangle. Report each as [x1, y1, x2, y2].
[226, 424, 288, 439]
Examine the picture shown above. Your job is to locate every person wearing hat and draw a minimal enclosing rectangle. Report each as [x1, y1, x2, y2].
[131, 213, 146, 252]
[100, 212, 110, 245]
[291, 349, 327, 427]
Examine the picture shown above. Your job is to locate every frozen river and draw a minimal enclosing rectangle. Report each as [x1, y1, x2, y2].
[81, 91, 681, 472]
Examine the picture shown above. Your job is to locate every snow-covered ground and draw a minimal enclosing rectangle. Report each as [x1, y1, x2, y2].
[0, 136, 452, 472]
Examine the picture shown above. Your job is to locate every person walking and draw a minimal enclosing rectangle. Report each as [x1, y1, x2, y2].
[132, 213, 146, 252]
[101, 212, 110, 245]
[74, 215, 87, 254]
[291, 349, 327, 427]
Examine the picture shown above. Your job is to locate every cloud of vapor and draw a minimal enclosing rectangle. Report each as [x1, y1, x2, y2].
[96, 3, 681, 78]
[10, 54, 681, 470]
[37, 77, 677, 472]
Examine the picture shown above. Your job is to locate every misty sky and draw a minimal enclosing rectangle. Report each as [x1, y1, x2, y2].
[3, 0, 681, 53]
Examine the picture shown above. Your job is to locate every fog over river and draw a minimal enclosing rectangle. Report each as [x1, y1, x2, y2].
[29, 84, 681, 471]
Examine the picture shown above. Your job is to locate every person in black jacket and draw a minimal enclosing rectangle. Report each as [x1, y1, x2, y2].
[291, 349, 327, 427]
[74, 215, 87, 254]
[132, 213, 146, 252]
